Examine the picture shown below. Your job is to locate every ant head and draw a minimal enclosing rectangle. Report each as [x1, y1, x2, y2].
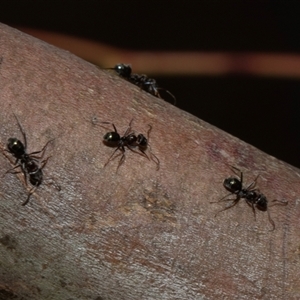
[255, 194, 268, 211]
[114, 64, 132, 77]
[7, 138, 25, 156]
[103, 132, 120, 147]
[223, 177, 242, 193]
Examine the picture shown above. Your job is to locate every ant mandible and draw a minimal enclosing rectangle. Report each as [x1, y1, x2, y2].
[211, 166, 288, 231]
[5, 114, 53, 206]
[101, 119, 160, 171]
[107, 64, 176, 105]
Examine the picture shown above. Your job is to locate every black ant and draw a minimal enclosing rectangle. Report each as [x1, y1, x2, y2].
[211, 166, 288, 231]
[4, 114, 53, 206]
[107, 64, 176, 104]
[101, 119, 160, 171]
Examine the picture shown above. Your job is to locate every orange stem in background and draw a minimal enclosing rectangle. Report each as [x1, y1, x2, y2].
[19, 27, 300, 79]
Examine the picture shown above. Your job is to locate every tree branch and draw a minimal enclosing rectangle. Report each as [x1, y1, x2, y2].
[0, 23, 299, 300]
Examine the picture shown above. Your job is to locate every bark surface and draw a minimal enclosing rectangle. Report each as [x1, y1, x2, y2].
[0, 23, 299, 300]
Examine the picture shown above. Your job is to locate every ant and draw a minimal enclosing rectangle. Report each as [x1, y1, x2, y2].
[107, 63, 176, 105]
[4, 114, 53, 206]
[101, 119, 160, 171]
[211, 166, 288, 231]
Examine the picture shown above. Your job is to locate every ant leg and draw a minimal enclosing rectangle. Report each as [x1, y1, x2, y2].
[116, 152, 126, 172]
[125, 144, 151, 164]
[269, 199, 288, 207]
[135, 142, 160, 169]
[138, 144, 160, 170]
[4, 164, 29, 186]
[266, 209, 275, 231]
[166, 90, 176, 105]
[40, 156, 51, 170]
[100, 122, 118, 133]
[123, 119, 134, 137]
[147, 124, 152, 140]
[229, 165, 241, 175]
[13, 113, 27, 149]
[245, 200, 257, 220]
[229, 165, 259, 191]
[29, 139, 54, 159]
[22, 186, 36, 206]
[246, 174, 260, 191]
[40, 157, 61, 192]
[4, 164, 23, 175]
[228, 166, 243, 186]
[128, 118, 134, 128]
[214, 197, 241, 217]
[104, 146, 123, 167]
[150, 152, 160, 170]
[145, 125, 160, 170]
[210, 193, 237, 203]
[101, 120, 134, 137]
[267, 200, 287, 231]
[157, 87, 177, 105]
[133, 147, 150, 160]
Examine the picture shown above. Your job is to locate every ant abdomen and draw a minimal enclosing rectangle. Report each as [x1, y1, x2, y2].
[136, 134, 148, 148]
[254, 194, 268, 211]
[29, 169, 43, 187]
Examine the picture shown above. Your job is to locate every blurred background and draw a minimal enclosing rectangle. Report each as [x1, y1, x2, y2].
[1, 2, 300, 168]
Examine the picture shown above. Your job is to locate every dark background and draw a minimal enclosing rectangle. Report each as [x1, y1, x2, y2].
[1, 1, 300, 168]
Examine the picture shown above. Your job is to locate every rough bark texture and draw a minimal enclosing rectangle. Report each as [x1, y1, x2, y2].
[0, 23, 299, 300]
